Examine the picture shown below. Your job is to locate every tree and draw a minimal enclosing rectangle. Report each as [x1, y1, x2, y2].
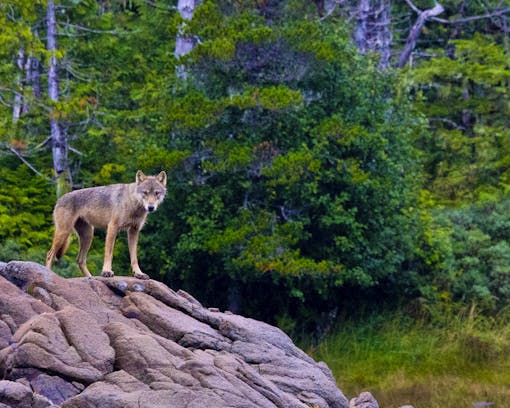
[397, 1, 445, 68]
[122, 1, 425, 334]
[396, 0, 510, 68]
[353, 0, 392, 69]
[175, 0, 203, 79]
[47, 0, 70, 196]
[411, 36, 510, 202]
[0, 0, 92, 194]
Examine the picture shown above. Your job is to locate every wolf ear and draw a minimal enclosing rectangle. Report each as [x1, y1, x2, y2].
[136, 170, 147, 185]
[156, 171, 167, 187]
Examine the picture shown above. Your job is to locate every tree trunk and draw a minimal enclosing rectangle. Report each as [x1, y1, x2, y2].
[397, 2, 445, 68]
[13, 50, 42, 121]
[174, 0, 202, 80]
[353, 0, 392, 69]
[354, 0, 371, 56]
[26, 55, 42, 101]
[47, 0, 70, 197]
[375, 0, 392, 69]
[12, 49, 25, 123]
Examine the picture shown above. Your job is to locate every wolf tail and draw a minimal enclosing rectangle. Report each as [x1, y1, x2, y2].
[46, 203, 76, 270]
[55, 236, 71, 261]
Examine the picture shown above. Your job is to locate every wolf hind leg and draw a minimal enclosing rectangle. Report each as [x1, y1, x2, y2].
[75, 218, 94, 277]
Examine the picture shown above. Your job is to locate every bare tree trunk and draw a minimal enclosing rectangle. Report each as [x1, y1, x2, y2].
[47, 0, 70, 197]
[26, 55, 42, 100]
[12, 49, 25, 123]
[354, 0, 371, 55]
[13, 49, 42, 121]
[353, 0, 392, 69]
[376, 0, 392, 69]
[398, 2, 445, 68]
[174, 0, 202, 80]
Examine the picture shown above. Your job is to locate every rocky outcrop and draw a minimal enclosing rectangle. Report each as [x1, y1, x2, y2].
[0, 261, 349, 407]
[349, 392, 379, 408]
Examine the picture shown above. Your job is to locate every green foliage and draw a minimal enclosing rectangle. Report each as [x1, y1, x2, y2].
[124, 7, 426, 332]
[411, 35, 510, 203]
[442, 198, 510, 310]
[189, 1, 273, 60]
[403, 30, 510, 316]
[0, 159, 53, 263]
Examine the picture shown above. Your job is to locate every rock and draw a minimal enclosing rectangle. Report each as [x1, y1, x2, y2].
[3, 306, 114, 383]
[0, 380, 56, 408]
[11, 368, 83, 404]
[0, 261, 350, 407]
[349, 391, 379, 408]
[0, 381, 33, 407]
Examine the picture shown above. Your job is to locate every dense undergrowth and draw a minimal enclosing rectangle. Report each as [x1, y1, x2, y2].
[311, 306, 510, 408]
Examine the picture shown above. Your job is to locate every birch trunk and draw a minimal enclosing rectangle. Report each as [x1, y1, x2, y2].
[47, 0, 69, 196]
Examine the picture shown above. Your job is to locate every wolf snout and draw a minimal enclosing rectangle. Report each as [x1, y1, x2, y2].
[147, 205, 156, 212]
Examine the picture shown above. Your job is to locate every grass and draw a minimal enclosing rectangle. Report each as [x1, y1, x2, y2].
[310, 305, 510, 408]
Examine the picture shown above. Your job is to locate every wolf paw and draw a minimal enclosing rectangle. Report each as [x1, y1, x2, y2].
[101, 270, 114, 278]
[133, 272, 150, 280]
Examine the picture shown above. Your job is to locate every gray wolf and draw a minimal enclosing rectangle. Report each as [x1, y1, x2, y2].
[46, 170, 167, 279]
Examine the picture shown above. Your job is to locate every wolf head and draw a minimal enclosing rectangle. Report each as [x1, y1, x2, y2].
[135, 170, 167, 212]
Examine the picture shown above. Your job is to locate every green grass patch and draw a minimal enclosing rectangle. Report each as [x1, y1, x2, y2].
[310, 306, 510, 408]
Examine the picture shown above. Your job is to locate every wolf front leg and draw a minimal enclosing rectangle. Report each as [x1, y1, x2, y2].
[101, 221, 118, 277]
[128, 226, 149, 280]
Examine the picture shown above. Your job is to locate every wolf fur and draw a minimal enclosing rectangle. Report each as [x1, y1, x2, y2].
[46, 170, 167, 279]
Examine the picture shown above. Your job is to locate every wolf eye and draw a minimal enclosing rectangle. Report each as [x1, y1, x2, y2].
[142, 191, 149, 196]
[155, 191, 160, 197]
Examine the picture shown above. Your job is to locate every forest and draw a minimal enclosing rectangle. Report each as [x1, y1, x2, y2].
[1, 0, 510, 406]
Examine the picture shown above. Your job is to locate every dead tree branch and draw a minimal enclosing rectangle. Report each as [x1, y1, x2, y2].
[398, 1, 445, 68]
[431, 7, 510, 25]
[6, 146, 50, 180]
[399, 0, 510, 68]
